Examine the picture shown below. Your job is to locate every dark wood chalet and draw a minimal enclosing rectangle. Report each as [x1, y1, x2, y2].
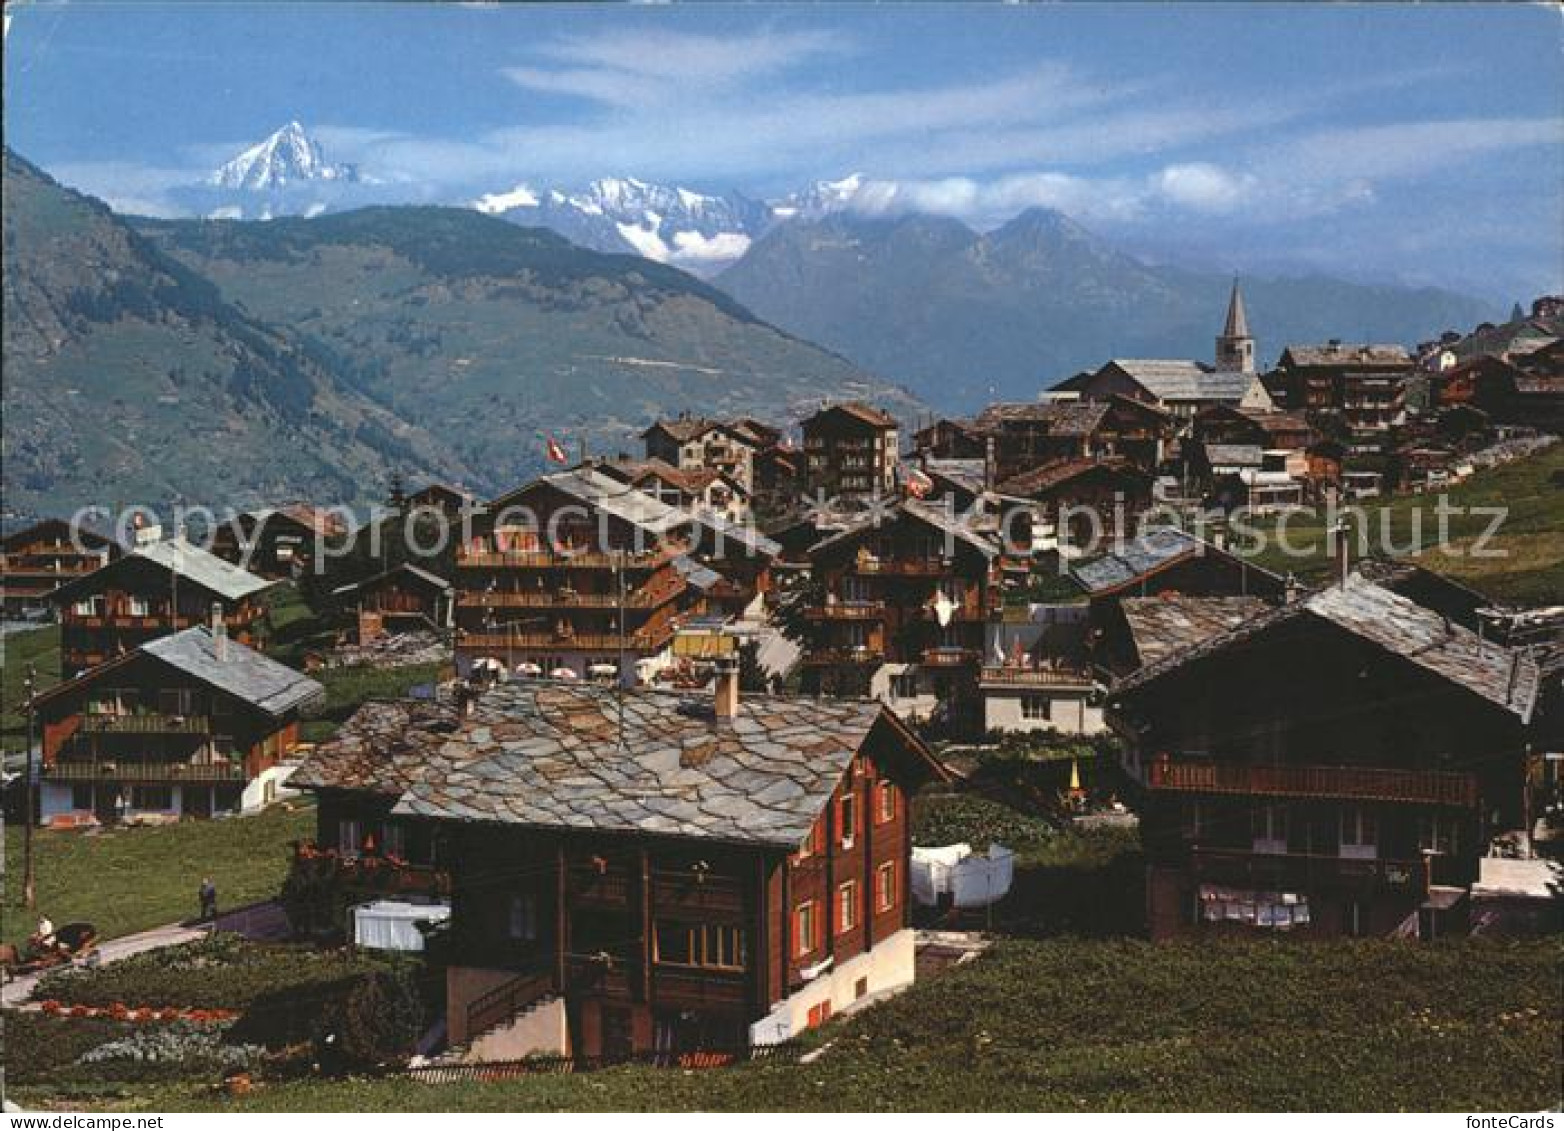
[332, 562, 453, 642]
[1, 518, 119, 617]
[33, 622, 322, 825]
[801, 499, 999, 730]
[210, 504, 350, 579]
[1107, 574, 1541, 941]
[48, 541, 277, 678]
[799, 403, 900, 500]
[995, 458, 1152, 547]
[290, 676, 947, 1059]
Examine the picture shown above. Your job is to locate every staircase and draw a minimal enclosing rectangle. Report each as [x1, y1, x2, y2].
[452, 969, 564, 1063]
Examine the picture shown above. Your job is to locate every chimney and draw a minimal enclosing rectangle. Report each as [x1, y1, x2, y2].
[211, 602, 229, 662]
[1331, 520, 1351, 587]
[713, 655, 740, 721]
[984, 435, 997, 492]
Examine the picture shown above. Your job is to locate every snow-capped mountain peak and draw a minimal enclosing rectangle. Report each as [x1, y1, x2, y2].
[207, 121, 359, 191]
[772, 173, 868, 220]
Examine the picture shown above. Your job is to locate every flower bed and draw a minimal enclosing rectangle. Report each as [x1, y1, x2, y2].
[39, 999, 239, 1023]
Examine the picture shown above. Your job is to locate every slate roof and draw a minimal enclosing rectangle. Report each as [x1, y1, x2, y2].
[973, 401, 1112, 436]
[332, 562, 452, 598]
[820, 401, 898, 429]
[1204, 444, 1265, 467]
[1069, 527, 1284, 597]
[1105, 361, 1258, 403]
[809, 498, 999, 562]
[295, 682, 939, 848]
[144, 627, 325, 715]
[691, 511, 781, 558]
[1118, 594, 1270, 669]
[1113, 575, 1540, 722]
[1281, 343, 1412, 369]
[496, 467, 692, 538]
[643, 416, 722, 444]
[49, 540, 276, 604]
[996, 458, 1142, 497]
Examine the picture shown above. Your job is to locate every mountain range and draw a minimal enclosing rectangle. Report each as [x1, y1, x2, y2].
[3, 148, 916, 519]
[716, 209, 1499, 408]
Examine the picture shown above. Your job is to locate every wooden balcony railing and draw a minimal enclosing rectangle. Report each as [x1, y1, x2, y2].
[458, 547, 681, 570]
[850, 559, 953, 577]
[921, 647, 981, 668]
[1189, 847, 1429, 894]
[802, 647, 884, 667]
[803, 602, 886, 621]
[457, 629, 667, 652]
[458, 588, 673, 610]
[650, 868, 745, 915]
[1147, 756, 1478, 806]
[979, 665, 1093, 688]
[44, 759, 245, 783]
[79, 713, 212, 735]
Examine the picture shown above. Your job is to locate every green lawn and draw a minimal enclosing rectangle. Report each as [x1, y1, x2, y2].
[88, 936, 1560, 1112]
[1241, 443, 1564, 603]
[1, 625, 63, 752]
[2, 803, 314, 947]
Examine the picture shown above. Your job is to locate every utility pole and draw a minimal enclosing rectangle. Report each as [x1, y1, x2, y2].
[22, 664, 37, 909]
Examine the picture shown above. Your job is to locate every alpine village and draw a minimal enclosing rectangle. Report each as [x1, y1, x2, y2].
[3, 104, 1563, 1109]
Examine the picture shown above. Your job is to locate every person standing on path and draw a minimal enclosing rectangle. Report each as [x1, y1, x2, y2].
[198, 877, 217, 924]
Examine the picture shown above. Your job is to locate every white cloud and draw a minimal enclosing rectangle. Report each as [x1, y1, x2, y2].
[472, 182, 540, 213]
[1153, 163, 1257, 213]
[670, 230, 752, 262]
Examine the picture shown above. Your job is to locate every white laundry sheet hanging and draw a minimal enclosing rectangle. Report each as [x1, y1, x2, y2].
[911, 843, 1015, 908]
[351, 899, 452, 950]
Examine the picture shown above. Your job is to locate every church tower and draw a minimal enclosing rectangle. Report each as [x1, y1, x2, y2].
[1216, 279, 1255, 373]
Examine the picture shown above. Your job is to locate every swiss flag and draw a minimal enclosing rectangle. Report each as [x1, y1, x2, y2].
[545, 435, 569, 465]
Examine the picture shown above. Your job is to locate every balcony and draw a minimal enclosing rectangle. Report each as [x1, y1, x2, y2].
[458, 588, 672, 610]
[979, 665, 1094, 689]
[457, 629, 668, 653]
[650, 868, 745, 916]
[1189, 846, 1429, 894]
[802, 647, 883, 667]
[921, 647, 981, 669]
[850, 559, 952, 577]
[79, 713, 212, 735]
[804, 602, 886, 621]
[458, 547, 679, 570]
[652, 965, 748, 1010]
[44, 759, 246, 783]
[1147, 756, 1478, 807]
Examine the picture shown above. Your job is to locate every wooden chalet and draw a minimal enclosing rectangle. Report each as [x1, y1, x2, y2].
[641, 416, 767, 494]
[290, 676, 947, 1059]
[405, 483, 477, 521]
[48, 541, 277, 678]
[210, 504, 350, 579]
[799, 402, 900, 500]
[995, 458, 1152, 547]
[965, 396, 1171, 479]
[1273, 343, 1413, 442]
[1108, 573, 1541, 941]
[332, 562, 453, 642]
[1436, 355, 1564, 434]
[33, 621, 322, 825]
[1067, 360, 1273, 420]
[600, 458, 750, 524]
[1, 518, 119, 617]
[801, 499, 999, 730]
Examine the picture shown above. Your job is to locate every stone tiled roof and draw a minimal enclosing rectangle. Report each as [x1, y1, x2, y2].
[1204, 444, 1265, 467]
[295, 682, 939, 849]
[996, 458, 1140, 497]
[1113, 575, 1540, 722]
[809, 498, 998, 562]
[144, 627, 325, 716]
[1280, 343, 1412, 369]
[643, 416, 721, 444]
[1105, 361, 1257, 403]
[1068, 526, 1283, 597]
[803, 401, 899, 430]
[494, 467, 692, 538]
[1119, 594, 1270, 669]
[973, 401, 1111, 436]
[49, 539, 276, 604]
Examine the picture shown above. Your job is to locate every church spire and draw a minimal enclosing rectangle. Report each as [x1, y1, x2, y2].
[1216, 278, 1255, 373]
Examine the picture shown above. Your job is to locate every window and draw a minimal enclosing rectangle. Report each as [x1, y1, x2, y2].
[794, 901, 818, 958]
[1418, 814, 1459, 856]
[130, 785, 172, 811]
[337, 818, 362, 856]
[842, 576, 872, 603]
[71, 785, 93, 810]
[890, 671, 919, 700]
[158, 688, 194, 716]
[794, 821, 825, 861]
[1022, 695, 1052, 721]
[876, 780, 897, 824]
[73, 596, 103, 617]
[875, 861, 897, 912]
[843, 622, 869, 650]
[837, 880, 859, 934]
[1252, 805, 1289, 855]
[1181, 799, 1206, 839]
[806, 999, 833, 1029]
[1339, 806, 1378, 860]
[381, 821, 408, 860]
[838, 792, 856, 848]
[126, 595, 150, 616]
[654, 922, 747, 970]
[508, 893, 538, 942]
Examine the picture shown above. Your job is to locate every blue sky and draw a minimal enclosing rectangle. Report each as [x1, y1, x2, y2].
[5, 2, 1560, 301]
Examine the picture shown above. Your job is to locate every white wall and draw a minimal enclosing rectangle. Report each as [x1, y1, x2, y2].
[983, 688, 1104, 735]
[748, 928, 917, 1045]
